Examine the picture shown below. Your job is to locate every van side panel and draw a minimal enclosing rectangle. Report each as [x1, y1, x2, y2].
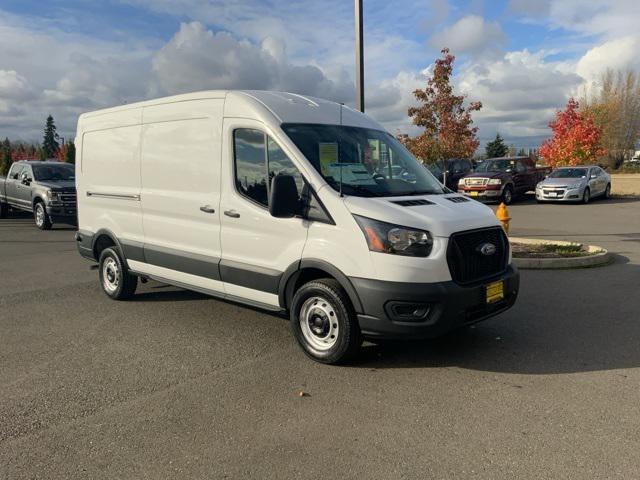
[138, 99, 224, 292]
[78, 111, 144, 247]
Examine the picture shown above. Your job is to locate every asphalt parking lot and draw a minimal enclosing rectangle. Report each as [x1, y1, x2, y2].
[1, 197, 640, 479]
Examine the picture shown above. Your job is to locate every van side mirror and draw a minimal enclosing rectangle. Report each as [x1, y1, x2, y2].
[269, 175, 300, 218]
[21, 172, 31, 185]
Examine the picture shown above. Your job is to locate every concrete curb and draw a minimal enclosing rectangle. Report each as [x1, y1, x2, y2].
[509, 237, 611, 270]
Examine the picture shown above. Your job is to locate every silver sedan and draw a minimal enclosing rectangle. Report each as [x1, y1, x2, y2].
[535, 165, 611, 204]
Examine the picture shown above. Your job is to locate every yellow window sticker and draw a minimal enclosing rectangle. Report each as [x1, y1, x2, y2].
[319, 143, 338, 176]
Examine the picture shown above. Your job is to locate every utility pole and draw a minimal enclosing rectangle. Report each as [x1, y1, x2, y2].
[354, 0, 364, 112]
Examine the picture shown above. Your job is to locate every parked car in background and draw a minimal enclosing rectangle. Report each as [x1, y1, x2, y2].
[457, 156, 550, 205]
[0, 161, 77, 229]
[426, 159, 474, 190]
[536, 166, 611, 204]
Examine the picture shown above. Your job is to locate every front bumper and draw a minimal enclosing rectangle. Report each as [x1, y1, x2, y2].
[457, 188, 502, 201]
[47, 202, 77, 224]
[351, 264, 519, 340]
[535, 187, 582, 202]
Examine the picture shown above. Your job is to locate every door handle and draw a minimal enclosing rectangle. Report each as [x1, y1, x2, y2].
[224, 210, 240, 218]
[200, 205, 216, 214]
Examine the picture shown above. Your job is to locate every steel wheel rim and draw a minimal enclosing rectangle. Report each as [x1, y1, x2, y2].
[299, 296, 339, 351]
[102, 257, 119, 293]
[35, 204, 44, 226]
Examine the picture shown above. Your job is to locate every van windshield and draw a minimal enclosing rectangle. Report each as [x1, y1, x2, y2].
[281, 123, 445, 197]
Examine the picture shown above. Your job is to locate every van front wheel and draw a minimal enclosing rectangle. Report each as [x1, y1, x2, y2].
[98, 247, 138, 300]
[290, 279, 362, 364]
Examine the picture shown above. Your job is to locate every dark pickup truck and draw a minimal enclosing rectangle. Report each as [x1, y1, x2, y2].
[457, 156, 550, 204]
[0, 160, 77, 229]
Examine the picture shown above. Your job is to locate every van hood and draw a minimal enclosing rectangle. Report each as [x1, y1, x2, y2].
[343, 194, 501, 237]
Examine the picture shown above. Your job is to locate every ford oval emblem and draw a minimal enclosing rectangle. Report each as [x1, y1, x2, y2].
[478, 242, 497, 256]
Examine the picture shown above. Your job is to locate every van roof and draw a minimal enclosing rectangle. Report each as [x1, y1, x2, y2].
[78, 90, 382, 130]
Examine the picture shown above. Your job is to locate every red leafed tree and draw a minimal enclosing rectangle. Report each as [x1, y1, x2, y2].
[406, 48, 482, 163]
[539, 98, 606, 168]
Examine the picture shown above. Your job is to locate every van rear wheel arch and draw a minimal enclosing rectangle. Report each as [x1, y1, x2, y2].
[279, 259, 363, 314]
[92, 230, 124, 264]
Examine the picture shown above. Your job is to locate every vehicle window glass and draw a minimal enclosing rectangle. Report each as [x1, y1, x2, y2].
[10, 165, 23, 180]
[32, 164, 74, 181]
[461, 160, 471, 172]
[282, 123, 444, 197]
[234, 129, 268, 207]
[516, 160, 526, 173]
[267, 137, 304, 196]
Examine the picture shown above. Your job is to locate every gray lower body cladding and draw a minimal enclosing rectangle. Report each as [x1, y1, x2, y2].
[76, 230, 519, 339]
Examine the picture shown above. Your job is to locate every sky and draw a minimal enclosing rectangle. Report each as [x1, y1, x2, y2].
[0, 0, 638, 148]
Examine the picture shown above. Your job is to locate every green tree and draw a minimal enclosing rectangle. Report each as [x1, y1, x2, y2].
[485, 133, 509, 158]
[36, 145, 46, 161]
[42, 114, 59, 158]
[64, 140, 76, 164]
[1, 138, 11, 175]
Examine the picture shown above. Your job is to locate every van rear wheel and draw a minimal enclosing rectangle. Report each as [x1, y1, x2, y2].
[98, 247, 137, 300]
[290, 278, 362, 364]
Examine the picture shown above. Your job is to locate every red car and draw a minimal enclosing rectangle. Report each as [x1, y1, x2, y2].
[458, 156, 550, 205]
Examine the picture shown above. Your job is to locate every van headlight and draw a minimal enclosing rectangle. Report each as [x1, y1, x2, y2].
[353, 215, 433, 257]
[488, 179, 502, 185]
[458, 178, 465, 185]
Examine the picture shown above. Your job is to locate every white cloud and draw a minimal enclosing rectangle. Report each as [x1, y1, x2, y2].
[576, 35, 640, 82]
[429, 15, 505, 55]
[457, 49, 582, 140]
[152, 22, 353, 102]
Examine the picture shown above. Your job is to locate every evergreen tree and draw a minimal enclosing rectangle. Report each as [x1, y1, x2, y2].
[1, 138, 11, 175]
[64, 140, 76, 164]
[42, 115, 59, 158]
[485, 133, 509, 158]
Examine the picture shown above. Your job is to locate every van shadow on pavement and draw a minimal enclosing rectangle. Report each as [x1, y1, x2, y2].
[353, 253, 639, 375]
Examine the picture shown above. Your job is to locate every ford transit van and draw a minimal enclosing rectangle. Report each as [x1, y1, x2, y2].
[75, 91, 519, 364]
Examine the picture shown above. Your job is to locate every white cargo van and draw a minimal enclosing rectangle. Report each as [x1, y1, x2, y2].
[75, 90, 519, 363]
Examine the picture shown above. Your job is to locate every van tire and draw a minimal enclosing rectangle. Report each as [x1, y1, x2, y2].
[34, 201, 52, 230]
[290, 278, 362, 364]
[98, 247, 137, 300]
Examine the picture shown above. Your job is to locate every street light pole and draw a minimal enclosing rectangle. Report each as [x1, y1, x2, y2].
[354, 0, 364, 112]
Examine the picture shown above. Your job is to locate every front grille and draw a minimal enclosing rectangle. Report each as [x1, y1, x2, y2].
[464, 178, 488, 186]
[446, 227, 508, 284]
[543, 189, 564, 196]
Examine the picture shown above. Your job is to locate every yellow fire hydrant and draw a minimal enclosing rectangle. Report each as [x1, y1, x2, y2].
[495, 202, 511, 235]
